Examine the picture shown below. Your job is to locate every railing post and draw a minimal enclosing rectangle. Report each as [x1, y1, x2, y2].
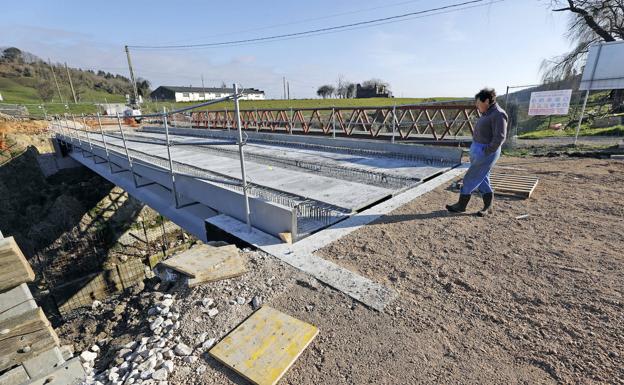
[255, 108, 259, 133]
[117, 112, 138, 186]
[82, 113, 94, 157]
[233, 83, 252, 232]
[71, 114, 82, 147]
[163, 108, 180, 207]
[392, 105, 397, 144]
[96, 112, 113, 173]
[290, 107, 294, 135]
[63, 113, 72, 143]
[225, 107, 230, 131]
[332, 107, 336, 139]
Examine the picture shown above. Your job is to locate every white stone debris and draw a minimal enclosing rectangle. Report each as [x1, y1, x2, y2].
[79, 294, 183, 385]
[174, 343, 193, 356]
[201, 338, 216, 350]
[80, 351, 98, 363]
[252, 296, 262, 309]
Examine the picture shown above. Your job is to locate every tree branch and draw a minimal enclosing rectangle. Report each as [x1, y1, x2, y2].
[561, 0, 617, 41]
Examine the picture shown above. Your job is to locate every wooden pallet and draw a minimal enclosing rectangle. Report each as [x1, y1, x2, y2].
[488, 172, 539, 198]
[456, 172, 539, 199]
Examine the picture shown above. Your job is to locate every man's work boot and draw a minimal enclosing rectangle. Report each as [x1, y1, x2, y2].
[477, 192, 493, 217]
[446, 194, 471, 213]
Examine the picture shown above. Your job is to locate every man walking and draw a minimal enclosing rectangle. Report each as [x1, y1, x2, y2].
[446, 88, 508, 216]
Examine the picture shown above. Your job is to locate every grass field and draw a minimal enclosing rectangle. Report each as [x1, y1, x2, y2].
[140, 96, 464, 113]
[518, 124, 624, 139]
[0, 76, 125, 116]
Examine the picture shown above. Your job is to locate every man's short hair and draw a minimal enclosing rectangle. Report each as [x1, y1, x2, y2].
[475, 88, 496, 103]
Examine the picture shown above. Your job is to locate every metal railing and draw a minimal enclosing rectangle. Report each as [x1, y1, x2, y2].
[50, 85, 254, 231]
[187, 102, 480, 141]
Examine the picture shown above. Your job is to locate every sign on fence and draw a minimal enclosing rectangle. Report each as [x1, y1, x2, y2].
[528, 89, 572, 116]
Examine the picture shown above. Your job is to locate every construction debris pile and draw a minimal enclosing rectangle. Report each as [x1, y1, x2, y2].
[79, 294, 187, 385]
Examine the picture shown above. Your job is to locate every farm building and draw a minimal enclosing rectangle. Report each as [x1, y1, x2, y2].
[150, 86, 265, 102]
[355, 83, 392, 98]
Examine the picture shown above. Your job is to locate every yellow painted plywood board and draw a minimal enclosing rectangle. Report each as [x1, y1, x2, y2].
[209, 306, 319, 385]
[161, 244, 238, 278]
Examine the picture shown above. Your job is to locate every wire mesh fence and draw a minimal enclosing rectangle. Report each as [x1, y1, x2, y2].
[501, 86, 624, 145]
[34, 205, 196, 324]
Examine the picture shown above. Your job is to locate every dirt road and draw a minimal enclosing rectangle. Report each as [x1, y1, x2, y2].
[57, 156, 623, 385]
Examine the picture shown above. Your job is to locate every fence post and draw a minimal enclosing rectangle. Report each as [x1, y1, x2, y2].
[225, 107, 230, 131]
[255, 108, 259, 133]
[163, 108, 180, 207]
[96, 112, 113, 173]
[117, 112, 138, 186]
[233, 83, 252, 232]
[391, 104, 396, 144]
[290, 107, 294, 135]
[574, 90, 590, 146]
[332, 107, 336, 139]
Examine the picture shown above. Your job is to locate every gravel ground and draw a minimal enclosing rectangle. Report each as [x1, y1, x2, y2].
[58, 156, 624, 385]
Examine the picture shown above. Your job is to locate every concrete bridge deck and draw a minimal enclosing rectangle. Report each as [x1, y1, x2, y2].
[54, 125, 462, 241]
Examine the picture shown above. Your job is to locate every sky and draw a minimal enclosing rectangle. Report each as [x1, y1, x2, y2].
[1, 0, 573, 99]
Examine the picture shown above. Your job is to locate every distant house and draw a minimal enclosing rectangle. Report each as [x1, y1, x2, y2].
[355, 83, 392, 99]
[150, 86, 265, 102]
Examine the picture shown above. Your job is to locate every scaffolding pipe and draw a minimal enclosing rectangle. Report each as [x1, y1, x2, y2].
[96, 112, 114, 173]
[117, 113, 138, 186]
[233, 83, 252, 232]
[82, 113, 94, 156]
[163, 108, 180, 208]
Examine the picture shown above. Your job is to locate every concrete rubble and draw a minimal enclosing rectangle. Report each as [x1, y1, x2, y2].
[78, 294, 184, 385]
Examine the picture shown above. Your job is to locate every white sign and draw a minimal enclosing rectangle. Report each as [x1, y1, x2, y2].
[580, 40, 624, 91]
[528, 89, 572, 116]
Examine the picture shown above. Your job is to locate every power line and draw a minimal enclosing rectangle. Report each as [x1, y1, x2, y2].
[153, 0, 430, 46]
[129, 0, 494, 50]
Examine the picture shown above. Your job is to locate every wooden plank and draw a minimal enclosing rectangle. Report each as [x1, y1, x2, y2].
[24, 357, 84, 385]
[210, 306, 319, 385]
[22, 347, 64, 378]
[490, 173, 538, 182]
[490, 180, 537, 187]
[0, 307, 59, 371]
[490, 176, 537, 184]
[161, 244, 239, 278]
[0, 283, 37, 322]
[491, 182, 534, 191]
[0, 237, 35, 292]
[493, 187, 530, 197]
[0, 365, 29, 385]
[187, 254, 247, 288]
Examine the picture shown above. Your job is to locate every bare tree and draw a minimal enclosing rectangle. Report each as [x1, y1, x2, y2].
[543, 1, 624, 110]
[361, 78, 391, 90]
[36, 80, 55, 102]
[316, 85, 335, 99]
[335, 76, 356, 99]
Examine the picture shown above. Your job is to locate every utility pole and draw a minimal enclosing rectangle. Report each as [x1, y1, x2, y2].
[283, 77, 286, 100]
[65, 62, 77, 104]
[48, 59, 64, 103]
[287, 81, 290, 100]
[124, 45, 140, 105]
